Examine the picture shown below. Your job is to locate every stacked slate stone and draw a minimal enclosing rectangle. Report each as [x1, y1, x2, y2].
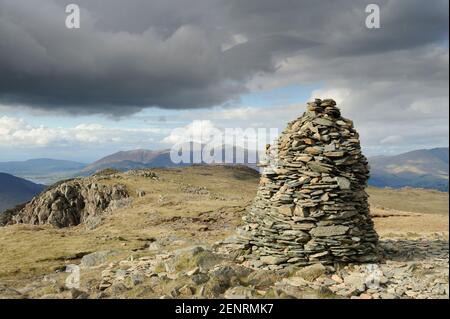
[236, 98, 380, 267]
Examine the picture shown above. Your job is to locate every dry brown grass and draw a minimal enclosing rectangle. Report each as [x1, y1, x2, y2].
[366, 186, 448, 237]
[367, 186, 449, 215]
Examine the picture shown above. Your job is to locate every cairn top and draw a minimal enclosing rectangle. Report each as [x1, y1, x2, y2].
[306, 98, 340, 117]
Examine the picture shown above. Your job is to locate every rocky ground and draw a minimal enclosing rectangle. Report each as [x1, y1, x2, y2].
[0, 234, 447, 299]
[0, 166, 448, 299]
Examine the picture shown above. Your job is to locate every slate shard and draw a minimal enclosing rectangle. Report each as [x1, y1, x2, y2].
[236, 98, 381, 268]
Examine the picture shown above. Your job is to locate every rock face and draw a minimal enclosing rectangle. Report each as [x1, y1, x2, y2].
[235, 98, 380, 267]
[10, 179, 129, 228]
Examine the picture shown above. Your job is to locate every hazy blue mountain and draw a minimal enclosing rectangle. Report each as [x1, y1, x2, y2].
[0, 173, 46, 212]
[0, 158, 86, 185]
[369, 147, 449, 191]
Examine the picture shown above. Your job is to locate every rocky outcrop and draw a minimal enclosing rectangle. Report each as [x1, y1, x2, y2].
[230, 98, 380, 267]
[9, 179, 129, 228]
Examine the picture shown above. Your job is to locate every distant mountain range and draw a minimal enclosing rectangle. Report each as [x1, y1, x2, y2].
[369, 147, 448, 191]
[0, 173, 46, 212]
[0, 158, 86, 185]
[80, 147, 448, 191]
[1, 147, 447, 212]
[78, 145, 258, 176]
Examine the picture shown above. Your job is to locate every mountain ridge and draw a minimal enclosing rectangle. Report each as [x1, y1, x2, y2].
[79, 145, 259, 176]
[0, 173, 46, 212]
[369, 147, 448, 191]
[2, 147, 447, 191]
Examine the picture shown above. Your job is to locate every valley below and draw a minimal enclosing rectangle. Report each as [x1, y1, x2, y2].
[0, 165, 448, 299]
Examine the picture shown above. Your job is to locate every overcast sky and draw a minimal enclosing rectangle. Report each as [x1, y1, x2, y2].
[0, 0, 448, 162]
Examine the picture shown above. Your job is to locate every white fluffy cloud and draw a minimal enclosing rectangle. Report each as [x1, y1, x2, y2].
[0, 116, 160, 148]
[161, 120, 219, 145]
[0, 116, 65, 147]
[161, 119, 278, 153]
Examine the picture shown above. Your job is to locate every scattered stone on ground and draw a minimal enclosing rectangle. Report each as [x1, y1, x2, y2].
[125, 169, 159, 180]
[4, 233, 447, 299]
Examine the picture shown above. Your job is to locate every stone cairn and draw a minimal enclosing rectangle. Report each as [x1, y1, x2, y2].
[234, 98, 380, 268]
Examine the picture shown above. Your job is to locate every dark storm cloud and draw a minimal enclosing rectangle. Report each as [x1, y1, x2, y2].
[0, 0, 448, 115]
